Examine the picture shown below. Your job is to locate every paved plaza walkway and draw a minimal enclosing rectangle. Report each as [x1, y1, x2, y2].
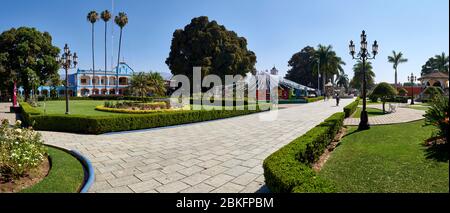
[1, 99, 352, 193]
[343, 104, 426, 126]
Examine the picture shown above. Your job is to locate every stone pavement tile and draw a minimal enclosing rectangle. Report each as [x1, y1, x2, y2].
[211, 182, 245, 193]
[95, 172, 115, 181]
[161, 164, 186, 174]
[223, 165, 250, 177]
[178, 165, 205, 176]
[181, 183, 215, 193]
[247, 165, 264, 175]
[112, 167, 143, 178]
[155, 181, 190, 193]
[179, 158, 202, 167]
[88, 181, 112, 192]
[107, 175, 141, 187]
[154, 172, 186, 185]
[240, 158, 262, 168]
[136, 163, 163, 173]
[203, 174, 235, 188]
[220, 159, 243, 168]
[181, 173, 211, 186]
[200, 165, 228, 176]
[239, 181, 265, 193]
[128, 179, 162, 193]
[135, 170, 166, 181]
[197, 159, 222, 168]
[97, 186, 134, 193]
[231, 173, 259, 186]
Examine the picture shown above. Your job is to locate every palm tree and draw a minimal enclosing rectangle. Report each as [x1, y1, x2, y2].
[114, 12, 128, 94]
[146, 72, 167, 97]
[87, 11, 99, 93]
[433, 52, 449, 72]
[101, 10, 112, 93]
[350, 61, 376, 93]
[313, 44, 346, 93]
[130, 72, 150, 100]
[336, 72, 349, 91]
[387, 51, 408, 88]
[130, 72, 167, 101]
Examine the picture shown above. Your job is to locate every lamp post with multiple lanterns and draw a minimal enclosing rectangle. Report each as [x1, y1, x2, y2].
[349, 30, 379, 130]
[56, 44, 78, 114]
[408, 73, 417, 105]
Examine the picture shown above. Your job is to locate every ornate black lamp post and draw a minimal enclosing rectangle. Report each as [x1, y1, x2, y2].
[349, 30, 378, 130]
[56, 44, 78, 114]
[407, 73, 417, 105]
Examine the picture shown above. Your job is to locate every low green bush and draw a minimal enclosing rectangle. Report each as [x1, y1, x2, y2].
[263, 112, 344, 193]
[343, 98, 360, 118]
[305, 96, 324, 103]
[21, 103, 268, 134]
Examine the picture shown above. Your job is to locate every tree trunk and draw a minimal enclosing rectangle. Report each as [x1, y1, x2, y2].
[382, 101, 385, 114]
[116, 28, 123, 95]
[394, 68, 398, 89]
[92, 23, 96, 92]
[104, 21, 108, 92]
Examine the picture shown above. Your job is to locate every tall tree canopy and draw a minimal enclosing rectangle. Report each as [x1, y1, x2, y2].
[284, 46, 317, 88]
[0, 27, 60, 101]
[421, 52, 449, 76]
[313, 44, 345, 92]
[166, 16, 256, 83]
[350, 60, 376, 92]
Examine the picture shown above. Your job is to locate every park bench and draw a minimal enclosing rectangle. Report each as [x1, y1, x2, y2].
[388, 103, 397, 113]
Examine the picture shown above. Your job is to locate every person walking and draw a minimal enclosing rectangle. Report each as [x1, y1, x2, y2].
[335, 93, 340, 106]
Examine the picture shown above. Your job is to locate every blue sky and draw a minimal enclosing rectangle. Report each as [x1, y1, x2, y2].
[0, 0, 448, 84]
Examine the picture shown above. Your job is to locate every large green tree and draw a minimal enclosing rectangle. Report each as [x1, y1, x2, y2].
[421, 52, 449, 75]
[284, 46, 317, 88]
[165, 16, 256, 85]
[0, 27, 60, 101]
[313, 44, 345, 92]
[130, 72, 167, 100]
[350, 61, 376, 92]
[370, 82, 397, 113]
[387, 50, 408, 88]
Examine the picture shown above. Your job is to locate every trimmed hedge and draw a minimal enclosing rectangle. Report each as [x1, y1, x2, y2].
[263, 112, 345, 193]
[305, 96, 324, 103]
[95, 105, 190, 114]
[343, 98, 360, 118]
[21, 102, 268, 134]
[37, 95, 167, 102]
[278, 99, 307, 104]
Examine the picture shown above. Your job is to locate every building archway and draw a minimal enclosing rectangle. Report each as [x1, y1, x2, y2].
[92, 88, 100, 95]
[109, 77, 116, 85]
[81, 88, 90, 96]
[433, 81, 442, 88]
[119, 77, 128, 85]
[80, 76, 91, 86]
[109, 89, 116, 95]
[101, 89, 108, 95]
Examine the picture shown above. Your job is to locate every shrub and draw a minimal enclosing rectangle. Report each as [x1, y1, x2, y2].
[368, 93, 378, 102]
[305, 96, 324, 103]
[343, 99, 359, 118]
[263, 112, 344, 193]
[21, 103, 268, 134]
[0, 119, 47, 179]
[424, 95, 449, 141]
[423, 86, 444, 99]
[398, 88, 408, 96]
[95, 105, 190, 114]
[371, 82, 397, 113]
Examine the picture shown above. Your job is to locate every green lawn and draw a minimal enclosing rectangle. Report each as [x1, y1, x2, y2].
[37, 100, 118, 116]
[319, 120, 449, 192]
[351, 107, 385, 118]
[21, 147, 84, 193]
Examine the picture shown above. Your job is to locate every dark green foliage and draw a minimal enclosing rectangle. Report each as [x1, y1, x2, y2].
[21, 102, 266, 134]
[398, 88, 408, 96]
[165, 16, 256, 83]
[423, 86, 444, 98]
[305, 96, 324, 103]
[384, 96, 408, 103]
[421, 52, 449, 76]
[0, 27, 60, 101]
[343, 99, 360, 118]
[285, 46, 318, 88]
[350, 61, 376, 91]
[371, 82, 397, 113]
[263, 112, 344, 193]
[424, 95, 449, 141]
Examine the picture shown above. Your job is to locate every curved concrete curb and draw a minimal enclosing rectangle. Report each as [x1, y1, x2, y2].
[70, 150, 95, 193]
[45, 144, 95, 193]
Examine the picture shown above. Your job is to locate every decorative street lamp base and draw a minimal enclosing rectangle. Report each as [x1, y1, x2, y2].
[358, 111, 370, 130]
